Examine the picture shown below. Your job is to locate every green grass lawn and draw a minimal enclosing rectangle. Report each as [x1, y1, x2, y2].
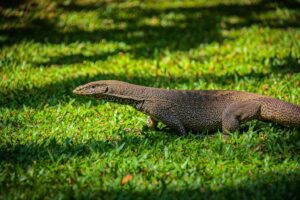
[1, 0, 300, 199]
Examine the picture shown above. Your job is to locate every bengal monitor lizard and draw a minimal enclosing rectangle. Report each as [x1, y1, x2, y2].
[73, 80, 300, 135]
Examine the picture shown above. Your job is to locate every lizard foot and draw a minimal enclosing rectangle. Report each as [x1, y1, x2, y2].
[146, 116, 158, 130]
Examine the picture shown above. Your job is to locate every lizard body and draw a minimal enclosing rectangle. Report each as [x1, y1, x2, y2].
[73, 80, 300, 135]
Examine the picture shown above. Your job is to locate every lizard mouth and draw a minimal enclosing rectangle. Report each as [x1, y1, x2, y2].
[73, 86, 90, 95]
[72, 84, 108, 96]
[73, 88, 79, 94]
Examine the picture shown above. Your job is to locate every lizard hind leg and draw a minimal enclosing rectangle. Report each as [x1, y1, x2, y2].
[222, 101, 261, 133]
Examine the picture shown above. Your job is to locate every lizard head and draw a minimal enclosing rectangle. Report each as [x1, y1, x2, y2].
[73, 80, 137, 98]
[73, 80, 144, 108]
[73, 81, 109, 97]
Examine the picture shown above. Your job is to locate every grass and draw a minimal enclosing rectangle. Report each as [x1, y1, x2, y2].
[0, 0, 300, 199]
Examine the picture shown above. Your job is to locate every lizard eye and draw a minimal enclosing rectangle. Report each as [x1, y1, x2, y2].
[91, 85, 96, 89]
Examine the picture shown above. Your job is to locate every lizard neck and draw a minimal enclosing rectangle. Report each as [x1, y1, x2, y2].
[100, 93, 142, 103]
[94, 91, 146, 110]
[90, 82, 163, 108]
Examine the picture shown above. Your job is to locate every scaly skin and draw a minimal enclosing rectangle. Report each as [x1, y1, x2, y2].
[73, 80, 300, 135]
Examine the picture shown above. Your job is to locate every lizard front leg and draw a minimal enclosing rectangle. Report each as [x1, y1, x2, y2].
[150, 110, 187, 135]
[147, 116, 158, 130]
[142, 102, 187, 136]
[148, 113, 187, 135]
[222, 100, 261, 133]
[158, 113, 187, 136]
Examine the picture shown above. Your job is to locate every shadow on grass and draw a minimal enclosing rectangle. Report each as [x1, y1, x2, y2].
[1, 2, 223, 56]
[0, 0, 28, 8]
[0, 136, 142, 166]
[36, 51, 121, 67]
[0, 125, 299, 167]
[98, 172, 300, 199]
[0, 132, 299, 199]
[0, 171, 299, 199]
[1, 0, 300, 60]
[0, 130, 191, 168]
[1, 13, 222, 58]
[268, 55, 300, 73]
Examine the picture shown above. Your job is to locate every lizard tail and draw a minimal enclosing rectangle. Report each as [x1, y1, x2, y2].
[258, 97, 300, 127]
